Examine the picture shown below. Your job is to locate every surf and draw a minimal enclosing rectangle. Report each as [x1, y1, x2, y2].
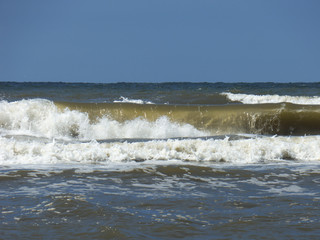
[2, 99, 320, 141]
[1, 135, 320, 166]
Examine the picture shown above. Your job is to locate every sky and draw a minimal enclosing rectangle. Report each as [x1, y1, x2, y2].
[0, 0, 319, 83]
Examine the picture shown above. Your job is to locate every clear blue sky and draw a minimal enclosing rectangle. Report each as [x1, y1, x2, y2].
[0, 0, 319, 82]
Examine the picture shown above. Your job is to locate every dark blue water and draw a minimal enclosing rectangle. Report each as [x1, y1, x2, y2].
[2, 81, 320, 103]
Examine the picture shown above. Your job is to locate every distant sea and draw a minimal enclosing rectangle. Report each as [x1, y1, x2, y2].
[1, 82, 320, 239]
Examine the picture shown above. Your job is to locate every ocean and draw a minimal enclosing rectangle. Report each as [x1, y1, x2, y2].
[1, 82, 320, 239]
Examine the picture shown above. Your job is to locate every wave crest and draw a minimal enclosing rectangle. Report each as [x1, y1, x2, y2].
[222, 92, 320, 105]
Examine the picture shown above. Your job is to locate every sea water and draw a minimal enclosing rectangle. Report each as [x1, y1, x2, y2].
[1, 82, 320, 239]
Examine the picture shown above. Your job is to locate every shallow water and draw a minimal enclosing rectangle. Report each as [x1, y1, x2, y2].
[1, 164, 320, 239]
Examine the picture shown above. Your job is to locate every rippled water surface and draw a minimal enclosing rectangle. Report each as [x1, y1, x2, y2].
[1, 164, 320, 239]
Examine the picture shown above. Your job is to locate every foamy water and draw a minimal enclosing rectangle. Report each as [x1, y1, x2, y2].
[1, 135, 319, 166]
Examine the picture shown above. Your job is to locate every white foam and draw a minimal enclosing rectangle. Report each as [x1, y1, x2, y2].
[222, 92, 320, 105]
[0, 99, 207, 140]
[113, 96, 154, 104]
[1, 135, 320, 166]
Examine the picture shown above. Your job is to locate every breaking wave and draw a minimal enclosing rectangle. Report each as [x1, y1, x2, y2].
[0, 99, 207, 140]
[2, 99, 320, 139]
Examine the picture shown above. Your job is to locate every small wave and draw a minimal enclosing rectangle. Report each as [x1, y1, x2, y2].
[113, 96, 154, 104]
[222, 92, 320, 105]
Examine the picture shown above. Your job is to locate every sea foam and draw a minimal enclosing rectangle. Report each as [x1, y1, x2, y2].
[1, 135, 319, 166]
